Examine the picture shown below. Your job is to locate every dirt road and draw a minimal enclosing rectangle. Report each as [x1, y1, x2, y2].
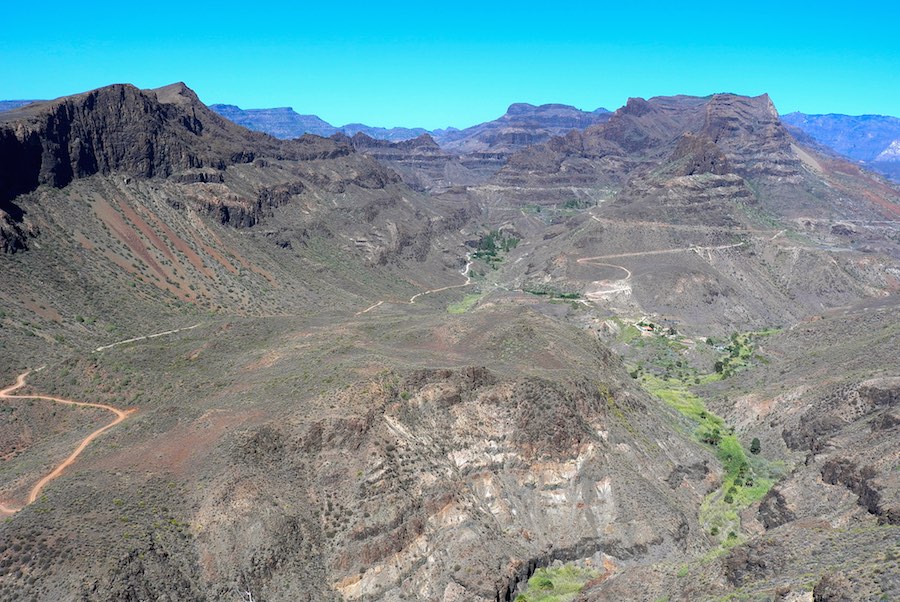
[409, 257, 473, 304]
[0, 370, 134, 514]
[95, 322, 201, 352]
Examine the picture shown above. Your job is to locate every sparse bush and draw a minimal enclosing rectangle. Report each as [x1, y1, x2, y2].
[750, 437, 761, 454]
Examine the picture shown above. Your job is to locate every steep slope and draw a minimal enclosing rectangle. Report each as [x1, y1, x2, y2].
[0, 82, 476, 371]
[782, 111, 900, 181]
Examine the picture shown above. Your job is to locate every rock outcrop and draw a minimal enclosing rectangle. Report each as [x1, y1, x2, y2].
[0, 82, 350, 204]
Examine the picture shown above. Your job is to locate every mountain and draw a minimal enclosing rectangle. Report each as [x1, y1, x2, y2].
[208, 104, 338, 138]
[208, 104, 429, 142]
[341, 132, 494, 193]
[0, 83, 898, 602]
[485, 93, 899, 318]
[0, 100, 38, 113]
[782, 112, 900, 181]
[434, 102, 612, 154]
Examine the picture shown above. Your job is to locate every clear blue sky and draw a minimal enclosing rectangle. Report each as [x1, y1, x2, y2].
[2, 1, 898, 129]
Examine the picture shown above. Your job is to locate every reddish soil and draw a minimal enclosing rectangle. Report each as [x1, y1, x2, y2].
[0, 371, 135, 514]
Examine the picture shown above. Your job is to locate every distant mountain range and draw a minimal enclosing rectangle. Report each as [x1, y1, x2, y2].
[0, 100, 37, 113]
[207, 102, 612, 150]
[208, 104, 431, 141]
[782, 112, 900, 181]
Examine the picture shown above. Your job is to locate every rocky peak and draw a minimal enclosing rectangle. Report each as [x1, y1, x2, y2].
[152, 81, 202, 106]
[0, 82, 351, 204]
[701, 93, 800, 178]
[618, 97, 655, 118]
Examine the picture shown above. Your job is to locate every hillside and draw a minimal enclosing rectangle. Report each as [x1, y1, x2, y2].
[0, 83, 897, 602]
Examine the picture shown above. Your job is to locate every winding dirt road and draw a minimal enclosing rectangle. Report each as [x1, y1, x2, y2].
[355, 257, 475, 314]
[409, 257, 473, 304]
[577, 257, 633, 297]
[0, 370, 134, 515]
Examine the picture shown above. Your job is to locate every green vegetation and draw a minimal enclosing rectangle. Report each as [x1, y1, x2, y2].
[750, 437, 761, 455]
[447, 293, 483, 314]
[704, 330, 777, 381]
[472, 229, 520, 265]
[523, 283, 581, 299]
[632, 323, 780, 545]
[641, 371, 775, 544]
[514, 565, 601, 602]
[561, 198, 591, 210]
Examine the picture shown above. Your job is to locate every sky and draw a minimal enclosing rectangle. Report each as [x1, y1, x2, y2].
[2, 1, 899, 130]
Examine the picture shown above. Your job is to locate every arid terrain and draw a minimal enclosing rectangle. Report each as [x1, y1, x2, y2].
[0, 83, 897, 602]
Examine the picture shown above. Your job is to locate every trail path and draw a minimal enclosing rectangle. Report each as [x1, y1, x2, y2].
[355, 300, 384, 316]
[0, 370, 134, 514]
[95, 323, 202, 352]
[574, 242, 746, 300]
[575, 241, 746, 262]
[409, 258, 473, 304]
[577, 257, 633, 297]
[355, 257, 475, 314]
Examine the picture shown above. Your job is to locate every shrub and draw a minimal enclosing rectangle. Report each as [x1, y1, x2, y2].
[750, 438, 761, 454]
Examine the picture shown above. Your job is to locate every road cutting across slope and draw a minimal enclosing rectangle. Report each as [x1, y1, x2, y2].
[95, 322, 202, 352]
[409, 257, 474, 304]
[0, 370, 135, 514]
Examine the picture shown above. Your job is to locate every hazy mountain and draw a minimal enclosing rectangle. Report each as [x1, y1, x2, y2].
[0, 100, 38, 112]
[339, 123, 429, 141]
[208, 104, 429, 142]
[434, 102, 612, 154]
[782, 111, 900, 181]
[206, 102, 612, 156]
[208, 104, 338, 138]
[0, 83, 897, 602]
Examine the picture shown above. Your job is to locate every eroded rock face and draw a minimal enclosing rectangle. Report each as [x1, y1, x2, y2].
[701, 93, 801, 180]
[724, 539, 783, 586]
[0, 82, 350, 205]
[669, 133, 730, 176]
[0, 204, 34, 253]
[813, 572, 854, 602]
[758, 488, 796, 530]
[188, 367, 712, 602]
[821, 458, 897, 524]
